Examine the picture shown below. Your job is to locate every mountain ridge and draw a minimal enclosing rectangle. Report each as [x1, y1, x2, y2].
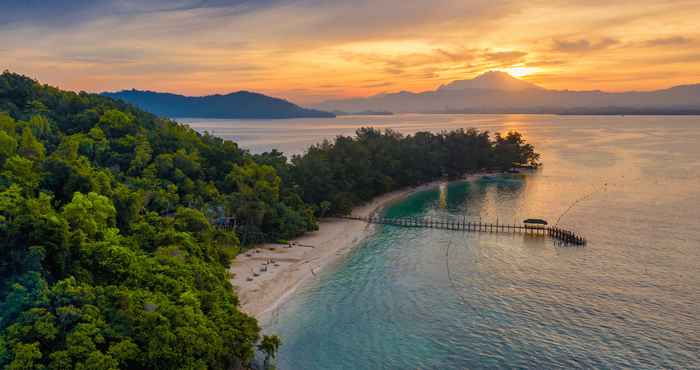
[102, 89, 335, 119]
[315, 72, 700, 115]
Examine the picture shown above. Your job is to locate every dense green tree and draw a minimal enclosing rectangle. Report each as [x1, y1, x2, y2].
[24, 116, 51, 141]
[491, 131, 540, 170]
[62, 192, 117, 240]
[0, 113, 17, 134]
[7, 342, 42, 370]
[98, 110, 137, 139]
[0, 131, 17, 163]
[226, 161, 281, 203]
[0, 72, 268, 369]
[2, 157, 41, 194]
[259, 335, 281, 369]
[289, 127, 539, 215]
[17, 130, 45, 162]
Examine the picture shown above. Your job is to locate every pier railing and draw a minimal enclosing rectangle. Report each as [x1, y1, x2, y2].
[340, 215, 586, 246]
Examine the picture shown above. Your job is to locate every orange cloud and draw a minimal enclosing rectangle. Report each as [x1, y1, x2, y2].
[1, 0, 699, 103]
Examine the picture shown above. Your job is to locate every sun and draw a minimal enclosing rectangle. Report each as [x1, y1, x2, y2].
[503, 66, 539, 78]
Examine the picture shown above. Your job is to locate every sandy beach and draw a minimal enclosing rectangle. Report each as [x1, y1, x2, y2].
[229, 174, 489, 323]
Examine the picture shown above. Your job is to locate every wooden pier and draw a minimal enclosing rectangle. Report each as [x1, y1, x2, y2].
[341, 215, 586, 246]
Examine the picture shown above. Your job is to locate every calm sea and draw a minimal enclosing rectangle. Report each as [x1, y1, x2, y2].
[185, 115, 700, 369]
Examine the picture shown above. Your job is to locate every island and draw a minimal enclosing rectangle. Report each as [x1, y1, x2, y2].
[102, 89, 336, 119]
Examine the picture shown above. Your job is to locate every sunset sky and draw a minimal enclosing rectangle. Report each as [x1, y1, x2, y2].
[1, 0, 699, 104]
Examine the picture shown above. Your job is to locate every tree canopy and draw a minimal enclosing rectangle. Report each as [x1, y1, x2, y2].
[289, 127, 539, 214]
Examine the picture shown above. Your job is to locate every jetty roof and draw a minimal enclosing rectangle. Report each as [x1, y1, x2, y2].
[523, 218, 548, 225]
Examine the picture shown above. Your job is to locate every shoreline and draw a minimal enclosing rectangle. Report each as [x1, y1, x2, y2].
[228, 173, 492, 324]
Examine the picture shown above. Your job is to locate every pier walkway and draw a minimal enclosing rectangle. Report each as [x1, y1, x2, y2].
[341, 215, 587, 246]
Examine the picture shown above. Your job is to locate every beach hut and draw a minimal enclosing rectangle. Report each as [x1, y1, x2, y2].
[523, 218, 548, 235]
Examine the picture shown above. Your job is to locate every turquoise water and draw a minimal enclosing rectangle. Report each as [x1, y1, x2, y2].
[187, 115, 700, 369]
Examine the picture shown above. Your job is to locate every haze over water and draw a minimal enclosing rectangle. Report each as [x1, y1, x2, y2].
[188, 114, 700, 369]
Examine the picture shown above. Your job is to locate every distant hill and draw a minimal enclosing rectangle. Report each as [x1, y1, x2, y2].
[315, 71, 700, 115]
[102, 89, 335, 119]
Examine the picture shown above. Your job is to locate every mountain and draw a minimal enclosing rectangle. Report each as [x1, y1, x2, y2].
[438, 71, 542, 92]
[315, 72, 700, 115]
[102, 89, 335, 119]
